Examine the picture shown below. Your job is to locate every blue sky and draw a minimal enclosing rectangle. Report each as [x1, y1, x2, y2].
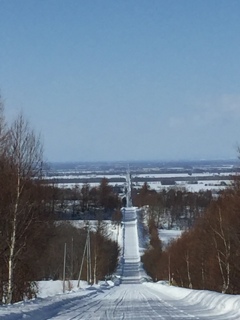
[1, 0, 240, 162]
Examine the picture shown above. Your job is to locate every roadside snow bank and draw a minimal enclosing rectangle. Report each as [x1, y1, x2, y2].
[144, 282, 240, 317]
[144, 282, 192, 299]
[37, 280, 89, 298]
[185, 289, 240, 315]
[0, 280, 115, 319]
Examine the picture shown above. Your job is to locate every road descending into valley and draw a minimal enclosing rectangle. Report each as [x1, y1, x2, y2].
[2, 207, 240, 319]
[37, 208, 240, 319]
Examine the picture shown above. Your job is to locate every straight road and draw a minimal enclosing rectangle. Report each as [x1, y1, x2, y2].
[38, 283, 237, 320]
[3, 282, 239, 320]
[3, 205, 239, 319]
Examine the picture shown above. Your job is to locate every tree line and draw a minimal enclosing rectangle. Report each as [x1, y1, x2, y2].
[133, 182, 213, 229]
[50, 177, 122, 221]
[36, 222, 120, 285]
[0, 99, 120, 304]
[141, 180, 240, 294]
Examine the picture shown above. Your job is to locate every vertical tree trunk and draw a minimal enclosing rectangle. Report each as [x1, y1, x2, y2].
[63, 243, 67, 293]
[6, 215, 16, 304]
[168, 254, 171, 285]
[201, 260, 205, 290]
[211, 208, 231, 294]
[6, 175, 20, 304]
[93, 250, 97, 284]
[185, 251, 192, 289]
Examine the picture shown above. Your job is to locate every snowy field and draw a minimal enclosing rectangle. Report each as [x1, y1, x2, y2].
[159, 229, 182, 247]
[54, 180, 230, 193]
[68, 220, 123, 247]
[55, 182, 125, 189]
[45, 169, 234, 193]
[44, 174, 125, 180]
[135, 180, 231, 192]
[133, 172, 231, 178]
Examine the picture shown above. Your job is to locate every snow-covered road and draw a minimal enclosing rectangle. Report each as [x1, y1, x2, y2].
[33, 284, 202, 320]
[1, 206, 240, 319]
[3, 283, 240, 320]
[43, 284, 214, 320]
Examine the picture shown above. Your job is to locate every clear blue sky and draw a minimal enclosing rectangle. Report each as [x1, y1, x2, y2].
[1, 0, 240, 162]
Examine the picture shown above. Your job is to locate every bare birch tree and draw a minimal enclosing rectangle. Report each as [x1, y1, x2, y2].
[3, 114, 43, 304]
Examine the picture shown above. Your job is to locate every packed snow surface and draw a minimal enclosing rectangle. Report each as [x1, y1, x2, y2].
[1, 207, 240, 319]
[2, 281, 240, 319]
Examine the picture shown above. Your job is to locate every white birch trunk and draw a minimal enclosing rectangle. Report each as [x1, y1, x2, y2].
[6, 174, 20, 304]
[93, 251, 97, 284]
[211, 208, 231, 294]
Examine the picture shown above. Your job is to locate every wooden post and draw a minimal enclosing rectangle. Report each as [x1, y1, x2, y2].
[63, 243, 67, 293]
[77, 228, 89, 288]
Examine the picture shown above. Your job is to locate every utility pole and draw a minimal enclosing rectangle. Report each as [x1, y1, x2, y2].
[88, 232, 92, 284]
[77, 225, 91, 288]
[71, 237, 74, 280]
[63, 243, 67, 293]
[87, 232, 89, 284]
[88, 231, 92, 284]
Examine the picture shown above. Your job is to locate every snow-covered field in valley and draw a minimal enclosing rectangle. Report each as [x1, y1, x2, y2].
[159, 229, 182, 247]
[1, 207, 240, 319]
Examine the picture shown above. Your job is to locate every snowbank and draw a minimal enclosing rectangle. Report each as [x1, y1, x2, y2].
[0, 280, 115, 319]
[144, 282, 240, 317]
[37, 280, 89, 298]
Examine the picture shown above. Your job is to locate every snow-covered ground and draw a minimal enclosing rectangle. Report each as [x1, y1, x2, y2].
[55, 182, 124, 189]
[159, 229, 182, 247]
[0, 281, 115, 320]
[2, 280, 240, 319]
[44, 174, 125, 180]
[144, 282, 240, 319]
[135, 180, 231, 192]
[134, 172, 226, 178]
[45, 170, 234, 193]
[2, 209, 240, 319]
[37, 281, 89, 298]
[69, 220, 123, 245]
